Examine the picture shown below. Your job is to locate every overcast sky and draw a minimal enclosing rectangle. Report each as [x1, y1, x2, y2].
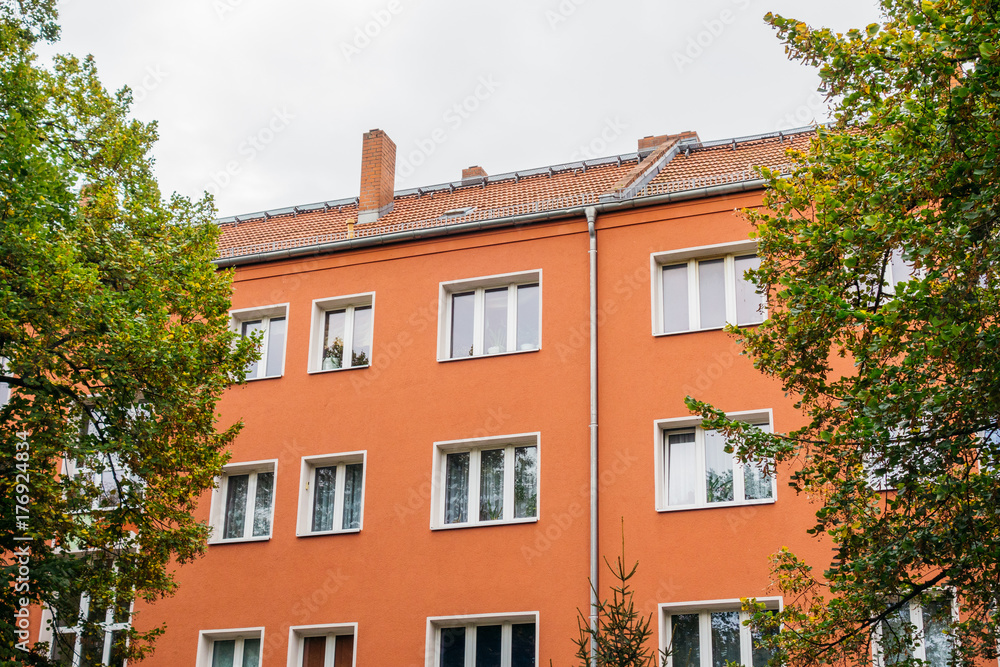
[44, 0, 882, 218]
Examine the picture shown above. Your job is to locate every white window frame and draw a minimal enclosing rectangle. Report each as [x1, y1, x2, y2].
[39, 591, 132, 667]
[659, 597, 782, 667]
[65, 408, 137, 511]
[307, 293, 375, 373]
[231, 303, 289, 380]
[654, 409, 776, 512]
[196, 628, 265, 667]
[872, 593, 956, 667]
[651, 240, 765, 335]
[425, 612, 538, 667]
[208, 460, 278, 544]
[431, 432, 540, 530]
[287, 623, 358, 667]
[437, 270, 542, 361]
[0, 356, 9, 407]
[296, 451, 367, 536]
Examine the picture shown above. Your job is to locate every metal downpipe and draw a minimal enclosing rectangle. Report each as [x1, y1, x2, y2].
[586, 205, 599, 667]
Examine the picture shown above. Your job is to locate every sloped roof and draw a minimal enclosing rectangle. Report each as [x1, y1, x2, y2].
[216, 126, 816, 262]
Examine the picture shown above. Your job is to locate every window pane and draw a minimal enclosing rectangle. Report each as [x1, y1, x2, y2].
[323, 310, 347, 370]
[342, 463, 364, 530]
[334, 634, 355, 667]
[302, 636, 326, 667]
[79, 630, 103, 667]
[711, 611, 741, 667]
[667, 431, 697, 506]
[439, 627, 466, 667]
[312, 466, 337, 532]
[264, 317, 286, 378]
[252, 472, 274, 537]
[922, 598, 952, 667]
[223, 474, 249, 539]
[744, 459, 773, 501]
[484, 288, 508, 353]
[212, 639, 236, 667]
[107, 629, 126, 667]
[475, 624, 503, 667]
[888, 248, 911, 288]
[451, 292, 475, 358]
[751, 612, 777, 667]
[479, 449, 505, 521]
[698, 259, 726, 329]
[241, 320, 264, 378]
[511, 623, 536, 667]
[516, 284, 540, 350]
[514, 446, 538, 519]
[351, 306, 373, 367]
[444, 452, 470, 524]
[704, 430, 734, 503]
[662, 264, 690, 333]
[735, 254, 764, 325]
[670, 614, 700, 667]
[241, 638, 261, 667]
[881, 604, 913, 665]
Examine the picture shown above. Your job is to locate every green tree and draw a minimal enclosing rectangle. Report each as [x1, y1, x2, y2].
[573, 534, 664, 667]
[689, 1, 1000, 666]
[0, 1, 254, 664]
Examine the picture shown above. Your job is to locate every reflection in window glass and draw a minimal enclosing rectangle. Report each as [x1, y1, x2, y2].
[704, 430, 734, 503]
[514, 446, 538, 519]
[710, 611, 740, 667]
[444, 452, 470, 524]
[483, 289, 508, 354]
[734, 254, 764, 326]
[479, 449, 505, 521]
[516, 284, 540, 350]
[451, 292, 475, 358]
[351, 306, 373, 367]
[342, 463, 364, 530]
[223, 475, 249, 539]
[322, 310, 347, 370]
[670, 614, 701, 667]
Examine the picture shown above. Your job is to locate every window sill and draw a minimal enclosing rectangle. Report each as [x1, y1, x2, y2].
[656, 498, 776, 513]
[243, 374, 283, 382]
[307, 365, 370, 375]
[208, 535, 272, 545]
[653, 322, 763, 337]
[432, 517, 538, 531]
[296, 528, 362, 537]
[437, 347, 540, 363]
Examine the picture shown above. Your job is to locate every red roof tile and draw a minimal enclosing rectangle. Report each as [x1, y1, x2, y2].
[216, 129, 815, 260]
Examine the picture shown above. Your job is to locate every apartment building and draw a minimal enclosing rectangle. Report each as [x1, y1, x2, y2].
[42, 125, 834, 666]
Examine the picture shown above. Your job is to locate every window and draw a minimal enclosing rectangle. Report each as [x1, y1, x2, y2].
[289, 624, 357, 667]
[231, 304, 288, 380]
[432, 434, 539, 529]
[439, 271, 541, 360]
[47, 591, 130, 667]
[296, 452, 366, 536]
[428, 614, 536, 667]
[662, 600, 779, 667]
[656, 412, 774, 511]
[66, 410, 134, 510]
[209, 461, 277, 543]
[196, 629, 264, 667]
[0, 356, 9, 407]
[652, 242, 765, 335]
[308, 294, 374, 372]
[874, 595, 954, 667]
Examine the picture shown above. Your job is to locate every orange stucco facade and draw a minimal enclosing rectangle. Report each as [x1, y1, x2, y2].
[132, 182, 827, 664]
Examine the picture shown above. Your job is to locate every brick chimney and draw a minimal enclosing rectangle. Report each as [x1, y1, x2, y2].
[358, 129, 396, 224]
[462, 165, 488, 181]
